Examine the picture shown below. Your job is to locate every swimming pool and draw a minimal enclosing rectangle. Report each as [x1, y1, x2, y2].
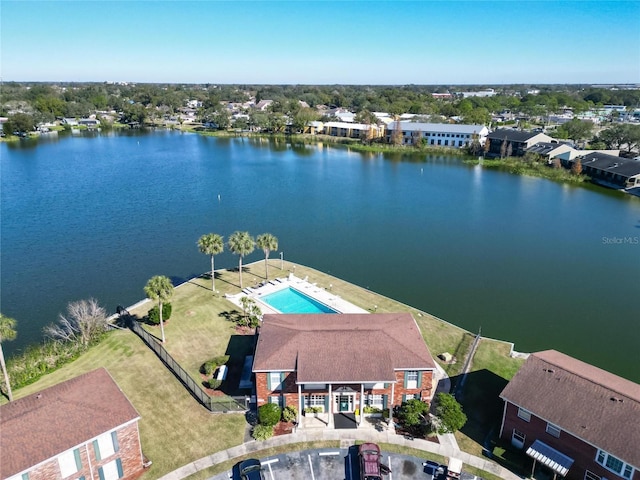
[261, 287, 338, 314]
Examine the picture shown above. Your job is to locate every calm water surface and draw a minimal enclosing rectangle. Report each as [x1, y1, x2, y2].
[2, 130, 639, 381]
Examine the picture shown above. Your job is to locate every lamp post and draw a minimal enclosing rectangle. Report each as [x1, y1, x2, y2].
[279, 252, 283, 270]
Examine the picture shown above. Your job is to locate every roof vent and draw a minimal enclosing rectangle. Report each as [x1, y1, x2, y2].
[36, 394, 42, 399]
[610, 397, 624, 402]
[543, 368, 555, 373]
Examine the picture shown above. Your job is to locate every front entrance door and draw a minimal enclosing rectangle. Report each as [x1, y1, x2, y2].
[336, 394, 353, 412]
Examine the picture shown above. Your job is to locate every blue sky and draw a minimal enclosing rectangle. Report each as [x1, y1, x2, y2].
[1, 1, 639, 84]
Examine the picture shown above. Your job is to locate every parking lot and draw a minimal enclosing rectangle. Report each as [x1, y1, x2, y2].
[211, 447, 481, 480]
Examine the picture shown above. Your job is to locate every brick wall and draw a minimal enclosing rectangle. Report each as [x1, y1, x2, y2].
[255, 370, 434, 411]
[21, 422, 144, 480]
[501, 402, 640, 480]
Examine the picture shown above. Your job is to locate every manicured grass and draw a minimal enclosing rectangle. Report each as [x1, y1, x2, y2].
[10, 261, 523, 479]
[10, 329, 247, 479]
[454, 339, 525, 458]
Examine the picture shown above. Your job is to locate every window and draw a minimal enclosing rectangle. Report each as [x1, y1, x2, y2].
[58, 449, 81, 478]
[546, 422, 561, 438]
[584, 471, 600, 480]
[404, 393, 416, 401]
[517, 407, 531, 422]
[305, 394, 325, 408]
[268, 372, 282, 391]
[98, 459, 123, 480]
[512, 429, 526, 449]
[94, 431, 119, 461]
[596, 449, 634, 478]
[405, 371, 419, 389]
[268, 395, 283, 407]
[367, 394, 383, 408]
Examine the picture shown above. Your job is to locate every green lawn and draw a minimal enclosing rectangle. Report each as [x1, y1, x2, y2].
[9, 260, 524, 478]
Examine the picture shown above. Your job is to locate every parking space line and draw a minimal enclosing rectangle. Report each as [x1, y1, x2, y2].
[387, 456, 392, 480]
[261, 458, 279, 465]
[307, 454, 316, 480]
[266, 462, 274, 480]
[318, 451, 340, 456]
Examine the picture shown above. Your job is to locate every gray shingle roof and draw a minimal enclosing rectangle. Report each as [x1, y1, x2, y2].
[253, 313, 436, 383]
[487, 128, 540, 142]
[0, 368, 140, 478]
[500, 350, 640, 467]
[581, 152, 640, 178]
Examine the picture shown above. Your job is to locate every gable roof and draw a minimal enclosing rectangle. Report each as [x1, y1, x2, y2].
[0, 368, 140, 478]
[500, 350, 640, 467]
[487, 128, 545, 143]
[581, 152, 640, 178]
[253, 313, 436, 383]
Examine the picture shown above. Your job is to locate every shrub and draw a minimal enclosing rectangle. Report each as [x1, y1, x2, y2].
[251, 424, 274, 441]
[363, 406, 383, 414]
[199, 355, 229, 376]
[258, 403, 282, 426]
[204, 379, 222, 390]
[304, 406, 322, 414]
[147, 303, 172, 325]
[282, 405, 297, 423]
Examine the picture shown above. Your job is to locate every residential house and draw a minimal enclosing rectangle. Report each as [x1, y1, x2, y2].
[254, 100, 273, 111]
[499, 350, 640, 480]
[385, 122, 489, 148]
[485, 129, 554, 157]
[78, 118, 100, 127]
[1, 368, 145, 480]
[61, 118, 79, 126]
[525, 142, 578, 162]
[252, 313, 437, 428]
[566, 152, 640, 189]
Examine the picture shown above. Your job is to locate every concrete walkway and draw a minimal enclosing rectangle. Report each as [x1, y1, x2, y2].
[158, 428, 522, 480]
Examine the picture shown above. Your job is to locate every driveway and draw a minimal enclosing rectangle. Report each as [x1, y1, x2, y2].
[210, 447, 483, 480]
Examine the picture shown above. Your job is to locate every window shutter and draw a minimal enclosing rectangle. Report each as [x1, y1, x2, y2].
[74, 449, 82, 470]
[280, 372, 285, 389]
[93, 440, 102, 461]
[22, 474, 30, 480]
[324, 395, 329, 411]
[111, 431, 120, 453]
[281, 395, 286, 408]
[403, 372, 408, 388]
[78, 477, 85, 480]
[116, 458, 124, 478]
[267, 373, 272, 390]
[98, 467, 105, 480]
[417, 371, 422, 388]
[382, 395, 388, 409]
[402, 394, 407, 403]
[383, 383, 389, 389]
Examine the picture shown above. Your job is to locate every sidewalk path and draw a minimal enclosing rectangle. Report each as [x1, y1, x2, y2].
[158, 428, 522, 480]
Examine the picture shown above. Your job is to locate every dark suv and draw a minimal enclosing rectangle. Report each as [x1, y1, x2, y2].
[239, 459, 264, 480]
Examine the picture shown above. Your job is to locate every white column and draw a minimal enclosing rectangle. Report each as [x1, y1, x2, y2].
[327, 383, 333, 428]
[389, 381, 395, 423]
[359, 383, 365, 426]
[298, 383, 302, 426]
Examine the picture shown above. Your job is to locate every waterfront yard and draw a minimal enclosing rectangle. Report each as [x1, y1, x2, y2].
[9, 260, 524, 478]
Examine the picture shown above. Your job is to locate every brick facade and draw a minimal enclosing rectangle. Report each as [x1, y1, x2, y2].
[13, 422, 144, 480]
[501, 403, 640, 480]
[255, 370, 434, 416]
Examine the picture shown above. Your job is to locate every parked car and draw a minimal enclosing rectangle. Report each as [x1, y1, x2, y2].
[359, 443, 390, 480]
[239, 458, 265, 480]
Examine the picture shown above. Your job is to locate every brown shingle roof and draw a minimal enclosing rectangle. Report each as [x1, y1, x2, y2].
[253, 313, 436, 382]
[0, 368, 140, 478]
[500, 350, 640, 466]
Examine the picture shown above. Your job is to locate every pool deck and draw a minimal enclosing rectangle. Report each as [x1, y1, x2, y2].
[225, 273, 369, 314]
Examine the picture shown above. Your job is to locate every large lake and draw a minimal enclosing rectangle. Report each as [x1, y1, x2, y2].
[2, 130, 639, 381]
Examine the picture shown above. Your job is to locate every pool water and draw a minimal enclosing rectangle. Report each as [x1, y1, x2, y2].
[261, 287, 338, 314]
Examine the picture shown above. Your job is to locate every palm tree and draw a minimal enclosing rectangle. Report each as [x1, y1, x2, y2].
[256, 233, 278, 280]
[0, 314, 17, 402]
[144, 276, 174, 343]
[227, 231, 255, 288]
[197, 233, 224, 294]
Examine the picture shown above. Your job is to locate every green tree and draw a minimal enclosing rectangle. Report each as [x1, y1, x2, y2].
[558, 119, 594, 142]
[397, 398, 430, 429]
[197, 233, 224, 293]
[239, 296, 261, 328]
[0, 314, 17, 401]
[228, 231, 255, 288]
[256, 233, 278, 280]
[434, 393, 467, 434]
[3, 113, 36, 135]
[144, 276, 174, 343]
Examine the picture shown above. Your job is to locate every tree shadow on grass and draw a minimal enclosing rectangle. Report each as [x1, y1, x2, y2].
[219, 310, 243, 324]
